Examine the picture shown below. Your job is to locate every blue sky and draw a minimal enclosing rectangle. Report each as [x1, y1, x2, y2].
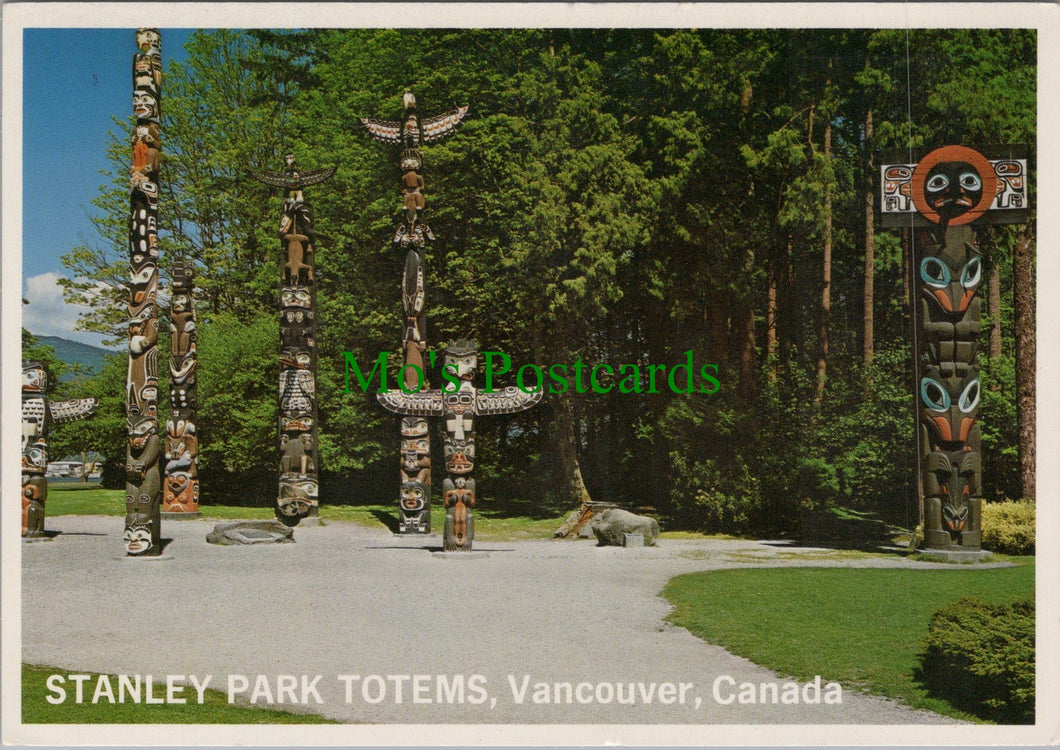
[21, 28, 193, 348]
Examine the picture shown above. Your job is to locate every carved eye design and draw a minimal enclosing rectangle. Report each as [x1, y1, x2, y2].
[920, 378, 950, 412]
[961, 257, 982, 289]
[959, 171, 982, 191]
[920, 257, 951, 289]
[958, 379, 980, 413]
[926, 174, 950, 192]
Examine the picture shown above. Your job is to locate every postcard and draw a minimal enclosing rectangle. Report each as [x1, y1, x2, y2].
[3, 3, 1058, 747]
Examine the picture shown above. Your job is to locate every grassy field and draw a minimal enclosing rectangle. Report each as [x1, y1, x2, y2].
[42, 484, 575, 541]
[43, 484, 741, 542]
[662, 562, 1035, 722]
[21, 665, 339, 724]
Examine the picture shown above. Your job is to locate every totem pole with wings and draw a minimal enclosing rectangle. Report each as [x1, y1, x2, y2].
[378, 341, 542, 551]
[361, 92, 469, 534]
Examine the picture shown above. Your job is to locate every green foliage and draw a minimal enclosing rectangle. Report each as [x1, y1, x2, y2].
[45, 352, 127, 484]
[916, 597, 1034, 724]
[981, 500, 1035, 555]
[57, 29, 1034, 528]
[195, 310, 277, 504]
[664, 564, 1034, 722]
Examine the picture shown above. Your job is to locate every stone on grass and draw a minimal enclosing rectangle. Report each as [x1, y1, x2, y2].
[207, 520, 294, 546]
[590, 508, 659, 547]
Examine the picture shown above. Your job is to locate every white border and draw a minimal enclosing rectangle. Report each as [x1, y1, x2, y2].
[3, 3, 1057, 746]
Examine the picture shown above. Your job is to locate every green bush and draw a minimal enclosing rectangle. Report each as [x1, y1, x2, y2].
[981, 500, 1035, 555]
[916, 597, 1034, 724]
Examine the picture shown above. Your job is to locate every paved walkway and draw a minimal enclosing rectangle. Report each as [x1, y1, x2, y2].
[21, 515, 987, 725]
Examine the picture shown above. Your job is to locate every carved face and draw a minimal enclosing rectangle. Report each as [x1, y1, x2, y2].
[444, 436, 475, 474]
[133, 90, 158, 120]
[22, 364, 46, 393]
[282, 288, 312, 309]
[920, 253, 982, 314]
[124, 523, 154, 555]
[129, 418, 156, 451]
[400, 481, 428, 512]
[22, 439, 48, 473]
[136, 28, 160, 52]
[920, 375, 980, 448]
[924, 162, 983, 222]
[401, 417, 429, 437]
[445, 353, 478, 380]
[911, 146, 996, 226]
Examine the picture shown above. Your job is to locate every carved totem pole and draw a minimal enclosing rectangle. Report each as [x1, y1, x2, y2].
[162, 259, 199, 515]
[125, 28, 164, 555]
[251, 155, 336, 525]
[21, 361, 97, 538]
[378, 340, 542, 551]
[361, 91, 468, 533]
[880, 145, 1029, 551]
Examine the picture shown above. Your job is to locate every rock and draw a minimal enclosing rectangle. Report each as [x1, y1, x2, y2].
[590, 508, 659, 546]
[207, 520, 295, 546]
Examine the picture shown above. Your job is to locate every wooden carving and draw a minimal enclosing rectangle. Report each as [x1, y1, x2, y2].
[124, 28, 163, 555]
[361, 91, 468, 533]
[252, 154, 335, 524]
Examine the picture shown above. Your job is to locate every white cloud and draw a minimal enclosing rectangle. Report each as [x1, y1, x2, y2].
[22, 272, 119, 349]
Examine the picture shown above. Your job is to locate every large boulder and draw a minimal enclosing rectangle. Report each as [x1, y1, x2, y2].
[207, 520, 295, 546]
[590, 508, 660, 546]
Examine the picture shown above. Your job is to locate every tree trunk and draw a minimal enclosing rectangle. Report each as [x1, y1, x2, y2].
[814, 118, 833, 409]
[862, 107, 875, 368]
[987, 240, 1003, 388]
[553, 391, 593, 508]
[766, 254, 778, 381]
[901, 227, 912, 318]
[737, 246, 756, 399]
[1013, 227, 1035, 501]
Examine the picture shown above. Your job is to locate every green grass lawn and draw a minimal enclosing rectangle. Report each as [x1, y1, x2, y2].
[22, 665, 339, 724]
[42, 484, 572, 541]
[44, 484, 739, 542]
[662, 563, 1035, 722]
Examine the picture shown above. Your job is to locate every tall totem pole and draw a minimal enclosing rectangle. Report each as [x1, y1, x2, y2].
[125, 28, 163, 556]
[361, 91, 468, 534]
[378, 341, 542, 551]
[21, 362, 96, 538]
[880, 145, 1029, 552]
[251, 155, 336, 525]
[162, 259, 199, 516]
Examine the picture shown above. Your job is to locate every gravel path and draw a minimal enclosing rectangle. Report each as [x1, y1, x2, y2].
[21, 515, 985, 725]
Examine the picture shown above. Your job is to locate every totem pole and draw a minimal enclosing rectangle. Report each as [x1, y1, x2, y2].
[361, 91, 468, 533]
[21, 361, 97, 538]
[162, 259, 199, 516]
[125, 28, 163, 556]
[880, 145, 1029, 551]
[378, 340, 542, 551]
[251, 155, 336, 525]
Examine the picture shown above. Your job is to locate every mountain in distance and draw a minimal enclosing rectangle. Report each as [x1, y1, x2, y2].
[32, 336, 114, 379]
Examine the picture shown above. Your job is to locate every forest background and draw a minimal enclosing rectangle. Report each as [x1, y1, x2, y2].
[30, 28, 1036, 535]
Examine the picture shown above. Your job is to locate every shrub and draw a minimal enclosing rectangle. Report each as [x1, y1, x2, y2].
[981, 500, 1035, 555]
[916, 597, 1034, 724]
